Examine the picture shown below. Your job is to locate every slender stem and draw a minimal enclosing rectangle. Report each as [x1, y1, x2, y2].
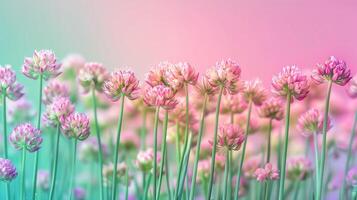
[143, 173, 153, 200]
[164, 145, 172, 200]
[2, 90, 10, 200]
[234, 100, 253, 200]
[69, 139, 78, 200]
[153, 106, 160, 199]
[177, 134, 193, 198]
[313, 132, 320, 198]
[266, 119, 273, 163]
[340, 111, 357, 199]
[203, 178, 208, 200]
[111, 94, 125, 200]
[48, 124, 61, 200]
[189, 94, 208, 200]
[317, 81, 333, 200]
[91, 89, 104, 200]
[20, 148, 27, 200]
[223, 150, 230, 200]
[157, 110, 169, 200]
[352, 185, 357, 200]
[141, 109, 147, 150]
[278, 93, 292, 200]
[264, 181, 270, 200]
[125, 169, 129, 200]
[293, 181, 300, 200]
[175, 122, 181, 166]
[207, 86, 224, 198]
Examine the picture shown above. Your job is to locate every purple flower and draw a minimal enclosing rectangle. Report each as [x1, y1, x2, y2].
[0, 158, 17, 182]
[78, 62, 108, 93]
[43, 97, 75, 126]
[22, 50, 62, 80]
[103, 70, 140, 101]
[61, 112, 90, 140]
[43, 81, 70, 105]
[37, 170, 50, 190]
[9, 123, 42, 152]
[0, 65, 24, 101]
[73, 187, 86, 200]
[347, 167, 357, 186]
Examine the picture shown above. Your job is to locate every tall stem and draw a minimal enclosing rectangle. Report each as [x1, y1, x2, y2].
[69, 139, 78, 200]
[278, 93, 292, 200]
[111, 94, 125, 200]
[317, 81, 333, 200]
[48, 124, 61, 200]
[207, 86, 224, 198]
[266, 119, 273, 163]
[91, 89, 104, 200]
[164, 145, 172, 200]
[157, 110, 169, 200]
[293, 181, 300, 200]
[20, 148, 27, 200]
[2, 90, 10, 200]
[125, 168, 129, 200]
[234, 100, 253, 200]
[153, 106, 160, 199]
[140, 109, 147, 150]
[223, 149, 230, 200]
[313, 132, 320, 198]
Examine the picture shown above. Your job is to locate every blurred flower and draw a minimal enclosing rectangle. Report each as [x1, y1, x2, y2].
[254, 163, 279, 182]
[243, 156, 261, 179]
[103, 70, 140, 101]
[221, 94, 247, 114]
[243, 79, 267, 106]
[286, 157, 312, 181]
[103, 162, 127, 186]
[145, 62, 172, 87]
[258, 98, 284, 120]
[61, 54, 85, 73]
[167, 99, 199, 133]
[0, 158, 17, 182]
[43, 97, 74, 126]
[61, 112, 90, 140]
[298, 109, 331, 137]
[312, 56, 352, 86]
[347, 167, 357, 186]
[0, 65, 24, 101]
[73, 187, 86, 200]
[119, 132, 140, 152]
[210, 124, 245, 151]
[329, 172, 343, 191]
[8, 98, 35, 124]
[347, 75, 357, 98]
[78, 137, 109, 162]
[215, 154, 226, 171]
[232, 175, 248, 197]
[205, 59, 242, 95]
[195, 77, 217, 96]
[197, 159, 210, 183]
[78, 62, 108, 93]
[272, 66, 310, 101]
[136, 148, 160, 173]
[143, 85, 178, 110]
[43, 81, 70, 105]
[22, 50, 61, 80]
[166, 62, 199, 90]
[9, 123, 42, 152]
[37, 170, 50, 190]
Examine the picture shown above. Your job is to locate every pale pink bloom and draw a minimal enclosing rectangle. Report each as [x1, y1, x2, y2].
[205, 59, 242, 95]
[73, 187, 86, 200]
[243, 79, 267, 106]
[37, 170, 50, 190]
[43, 97, 75, 126]
[197, 159, 211, 183]
[136, 148, 161, 173]
[312, 56, 352, 86]
[5, 83, 24, 101]
[103, 70, 140, 101]
[198, 140, 212, 159]
[22, 50, 61, 80]
[347, 167, 357, 186]
[243, 156, 261, 179]
[0, 65, 24, 101]
[272, 66, 310, 101]
[8, 98, 35, 124]
[43, 81, 70, 105]
[258, 98, 284, 120]
[78, 62, 108, 93]
[145, 62, 172, 88]
[286, 157, 312, 181]
[61, 54, 85, 71]
[235, 115, 260, 134]
[61, 112, 90, 141]
[166, 62, 199, 90]
[103, 162, 127, 185]
[254, 163, 279, 182]
[298, 109, 332, 137]
[221, 94, 247, 114]
[9, 123, 42, 152]
[143, 85, 178, 110]
[195, 77, 217, 96]
[119, 132, 140, 151]
[347, 75, 357, 98]
[167, 99, 199, 130]
[210, 124, 245, 151]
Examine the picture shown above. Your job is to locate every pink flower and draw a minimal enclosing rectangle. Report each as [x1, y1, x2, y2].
[197, 159, 211, 183]
[145, 62, 172, 87]
[258, 98, 284, 120]
[103, 70, 140, 101]
[135, 148, 161, 173]
[166, 62, 199, 89]
[0, 65, 24, 101]
[61, 54, 85, 71]
[37, 170, 50, 190]
[347, 167, 357, 186]
[78, 62, 108, 93]
[298, 109, 332, 137]
[43, 97, 75, 126]
[22, 50, 61, 80]
[347, 75, 357, 98]
[243, 79, 267, 106]
[254, 163, 279, 182]
[61, 112, 90, 141]
[195, 77, 217, 96]
[221, 94, 247, 114]
[205, 59, 242, 95]
[211, 124, 245, 151]
[9, 123, 42, 152]
[5, 83, 24, 101]
[103, 162, 127, 185]
[243, 156, 261, 179]
[272, 66, 310, 101]
[43, 81, 70, 105]
[286, 157, 312, 181]
[312, 56, 352, 86]
[167, 99, 199, 131]
[143, 85, 178, 110]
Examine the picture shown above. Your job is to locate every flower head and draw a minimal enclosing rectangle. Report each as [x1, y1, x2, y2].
[9, 123, 42, 152]
[0, 158, 17, 182]
[272, 66, 310, 101]
[37, 170, 50, 190]
[347, 75, 357, 98]
[143, 85, 178, 110]
[43, 97, 75, 126]
[254, 163, 279, 182]
[286, 157, 312, 181]
[166, 62, 199, 89]
[197, 159, 210, 183]
[103, 162, 127, 186]
[73, 187, 86, 200]
[298, 109, 332, 137]
[43, 81, 70, 105]
[22, 50, 61, 80]
[243, 156, 261, 179]
[195, 77, 217, 96]
[103, 70, 140, 101]
[135, 148, 160, 173]
[347, 167, 357, 186]
[243, 79, 267, 106]
[145, 62, 172, 87]
[312, 56, 352, 86]
[78, 62, 108, 93]
[61, 112, 90, 140]
[211, 124, 245, 151]
[8, 98, 35, 124]
[258, 98, 284, 120]
[221, 94, 247, 114]
[0, 65, 24, 101]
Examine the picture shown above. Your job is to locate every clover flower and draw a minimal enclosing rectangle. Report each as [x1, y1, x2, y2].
[211, 124, 245, 151]
[0, 65, 24, 101]
[43, 97, 74, 126]
[37, 170, 50, 190]
[272, 66, 310, 101]
[195, 76, 217, 96]
[43, 81, 70, 105]
[103, 162, 127, 186]
[221, 94, 247, 114]
[243, 79, 267, 106]
[298, 109, 332, 137]
[243, 157, 261, 179]
[78, 62, 108, 93]
[286, 157, 312, 181]
[254, 163, 280, 182]
[61, 112, 90, 140]
[0, 158, 17, 182]
[347, 75, 357, 98]
[145, 62, 172, 87]
[166, 62, 199, 90]
[136, 148, 161, 173]
[312, 56, 352, 86]
[8, 98, 35, 124]
[22, 50, 61, 80]
[143, 84, 178, 110]
[103, 70, 140, 101]
[167, 99, 199, 131]
[258, 98, 284, 120]
[9, 123, 42, 152]
[347, 167, 357, 186]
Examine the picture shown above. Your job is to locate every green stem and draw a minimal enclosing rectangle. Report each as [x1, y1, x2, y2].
[234, 100, 253, 200]
[223, 150, 230, 200]
[153, 106, 160, 199]
[203, 178, 208, 200]
[177, 134, 193, 198]
[293, 181, 300, 200]
[264, 181, 270, 200]
[175, 122, 181, 166]
[48, 124, 60, 200]
[111, 94, 125, 200]
[143, 173, 153, 200]
[141, 109, 147, 150]
[20, 148, 27, 200]
[317, 81, 333, 200]
[313, 132, 320, 198]
[278, 93, 292, 200]
[157, 110, 169, 200]
[207, 86, 224, 199]
[266, 119, 273, 163]
[2, 90, 10, 200]
[164, 146, 172, 200]
[340, 112, 357, 199]
[69, 139, 78, 200]
[91, 89, 104, 200]
[125, 169, 129, 200]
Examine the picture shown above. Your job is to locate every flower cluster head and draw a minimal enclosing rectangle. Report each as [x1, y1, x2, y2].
[166, 62, 199, 89]
[347, 75, 357, 98]
[312, 56, 352, 86]
[0, 158, 17, 182]
[0, 65, 24, 101]
[168, 99, 198, 131]
[243, 79, 267, 106]
[43, 97, 75, 126]
[254, 163, 279, 182]
[298, 108, 332, 137]
[9, 123, 42, 152]
[136, 148, 160, 173]
[43, 81, 70, 105]
[78, 62, 108, 93]
[197, 159, 210, 183]
[61, 112, 90, 140]
[103, 162, 127, 186]
[347, 167, 357, 186]
[22, 50, 61, 80]
[37, 170, 50, 190]
[206, 59, 242, 95]
[272, 66, 310, 101]
[143, 84, 178, 110]
[195, 77, 217, 96]
[221, 94, 247, 114]
[103, 70, 140, 101]
[8, 98, 35, 124]
[73, 187, 86, 200]
[286, 157, 312, 181]
[258, 98, 284, 120]
[243, 157, 261, 179]
[210, 124, 245, 151]
[145, 62, 172, 88]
